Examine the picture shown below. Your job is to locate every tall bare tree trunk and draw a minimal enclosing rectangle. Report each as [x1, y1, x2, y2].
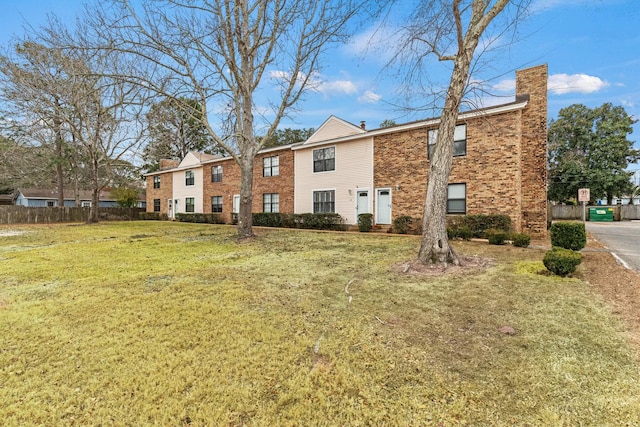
[53, 111, 65, 207]
[88, 155, 100, 223]
[237, 155, 255, 239]
[416, 0, 513, 265]
[418, 57, 471, 265]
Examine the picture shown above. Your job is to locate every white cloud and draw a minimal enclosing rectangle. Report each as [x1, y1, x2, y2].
[358, 90, 382, 104]
[315, 79, 358, 96]
[548, 73, 609, 95]
[270, 69, 357, 97]
[492, 79, 516, 92]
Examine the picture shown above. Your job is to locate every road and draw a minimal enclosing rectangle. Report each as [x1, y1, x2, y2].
[585, 221, 640, 272]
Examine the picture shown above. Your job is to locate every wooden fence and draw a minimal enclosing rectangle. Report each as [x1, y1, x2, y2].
[0, 206, 144, 225]
[550, 204, 640, 221]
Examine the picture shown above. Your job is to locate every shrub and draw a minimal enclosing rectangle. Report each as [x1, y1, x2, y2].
[358, 213, 373, 232]
[511, 233, 531, 248]
[447, 224, 472, 240]
[455, 214, 511, 238]
[485, 228, 509, 245]
[550, 222, 586, 251]
[543, 246, 582, 277]
[393, 215, 413, 234]
[253, 213, 283, 227]
[175, 213, 224, 224]
[138, 212, 168, 221]
[296, 213, 345, 231]
[457, 225, 473, 241]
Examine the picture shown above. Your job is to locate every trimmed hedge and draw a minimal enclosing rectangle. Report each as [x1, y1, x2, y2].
[511, 233, 531, 248]
[358, 213, 373, 232]
[392, 215, 414, 234]
[175, 213, 225, 224]
[543, 246, 582, 277]
[486, 228, 510, 245]
[139, 212, 169, 221]
[447, 224, 473, 240]
[251, 212, 346, 231]
[447, 214, 511, 238]
[550, 222, 586, 251]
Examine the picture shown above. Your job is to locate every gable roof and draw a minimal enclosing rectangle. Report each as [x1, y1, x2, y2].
[292, 99, 528, 150]
[303, 115, 365, 145]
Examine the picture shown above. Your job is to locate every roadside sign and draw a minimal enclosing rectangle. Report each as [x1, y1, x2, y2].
[578, 188, 590, 202]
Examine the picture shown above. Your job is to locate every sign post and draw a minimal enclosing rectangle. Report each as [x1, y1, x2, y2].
[578, 188, 590, 222]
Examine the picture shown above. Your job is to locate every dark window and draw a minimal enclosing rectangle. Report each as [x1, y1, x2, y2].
[211, 165, 223, 182]
[211, 196, 223, 213]
[153, 175, 161, 189]
[185, 197, 195, 213]
[428, 124, 467, 159]
[185, 170, 195, 186]
[263, 156, 280, 177]
[153, 199, 161, 212]
[263, 193, 279, 213]
[313, 147, 335, 173]
[313, 190, 335, 213]
[447, 183, 466, 214]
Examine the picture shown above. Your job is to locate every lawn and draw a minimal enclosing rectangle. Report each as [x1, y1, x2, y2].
[1, 222, 639, 426]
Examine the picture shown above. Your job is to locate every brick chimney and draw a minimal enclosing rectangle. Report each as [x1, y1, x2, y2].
[159, 159, 180, 170]
[516, 64, 548, 237]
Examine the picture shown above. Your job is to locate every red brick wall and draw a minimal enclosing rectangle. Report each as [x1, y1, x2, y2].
[202, 147, 294, 223]
[145, 172, 174, 214]
[373, 64, 548, 236]
[517, 64, 548, 237]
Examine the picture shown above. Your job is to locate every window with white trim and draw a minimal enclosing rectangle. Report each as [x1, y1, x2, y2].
[211, 196, 222, 213]
[263, 156, 279, 177]
[185, 170, 195, 186]
[447, 183, 466, 214]
[185, 197, 195, 213]
[153, 199, 161, 212]
[428, 124, 467, 159]
[153, 175, 161, 189]
[211, 165, 222, 182]
[263, 193, 279, 212]
[313, 147, 335, 173]
[313, 190, 335, 213]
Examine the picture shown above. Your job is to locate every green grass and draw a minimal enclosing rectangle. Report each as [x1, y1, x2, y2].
[1, 222, 639, 426]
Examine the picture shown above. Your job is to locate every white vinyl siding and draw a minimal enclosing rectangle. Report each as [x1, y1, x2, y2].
[294, 137, 373, 224]
[173, 166, 204, 214]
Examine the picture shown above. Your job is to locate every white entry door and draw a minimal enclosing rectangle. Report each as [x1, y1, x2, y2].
[167, 199, 173, 218]
[233, 195, 240, 213]
[356, 190, 370, 218]
[376, 189, 391, 224]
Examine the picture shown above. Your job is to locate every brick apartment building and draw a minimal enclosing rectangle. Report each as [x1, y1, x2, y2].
[146, 64, 548, 236]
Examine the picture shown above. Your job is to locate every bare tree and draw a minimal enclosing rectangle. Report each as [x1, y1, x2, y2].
[37, 19, 149, 222]
[89, 0, 370, 239]
[396, 0, 530, 265]
[0, 41, 76, 206]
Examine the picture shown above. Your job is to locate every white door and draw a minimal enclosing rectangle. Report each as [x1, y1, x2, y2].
[356, 190, 370, 218]
[376, 189, 391, 224]
[233, 195, 240, 213]
[167, 199, 173, 218]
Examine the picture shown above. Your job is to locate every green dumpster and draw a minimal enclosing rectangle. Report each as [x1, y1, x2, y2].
[589, 207, 614, 222]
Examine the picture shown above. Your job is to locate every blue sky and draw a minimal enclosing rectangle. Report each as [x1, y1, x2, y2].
[1, 0, 638, 170]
